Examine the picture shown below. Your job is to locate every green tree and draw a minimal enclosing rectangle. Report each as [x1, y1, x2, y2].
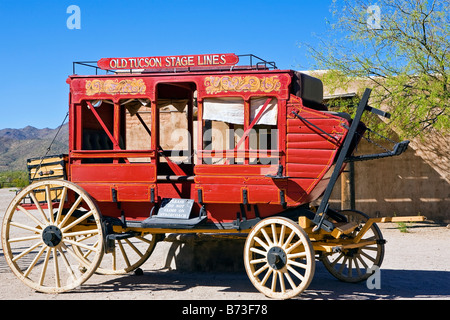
[304, 0, 450, 139]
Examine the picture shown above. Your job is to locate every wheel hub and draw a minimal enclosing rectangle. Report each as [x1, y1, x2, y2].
[42, 225, 63, 247]
[345, 248, 359, 257]
[267, 246, 287, 270]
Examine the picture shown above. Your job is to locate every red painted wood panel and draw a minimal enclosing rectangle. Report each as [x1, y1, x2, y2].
[194, 164, 275, 176]
[195, 175, 277, 186]
[197, 184, 284, 205]
[286, 149, 336, 165]
[71, 164, 156, 183]
[285, 163, 331, 178]
[284, 104, 350, 204]
[116, 184, 153, 202]
[286, 123, 345, 135]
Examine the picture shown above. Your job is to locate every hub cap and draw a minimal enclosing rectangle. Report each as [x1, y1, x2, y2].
[267, 246, 287, 270]
[42, 225, 63, 247]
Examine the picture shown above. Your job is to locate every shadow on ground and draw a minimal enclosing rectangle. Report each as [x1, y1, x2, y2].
[66, 263, 450, 300]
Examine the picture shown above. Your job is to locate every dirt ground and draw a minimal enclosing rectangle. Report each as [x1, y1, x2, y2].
[1, 187, 449, 302]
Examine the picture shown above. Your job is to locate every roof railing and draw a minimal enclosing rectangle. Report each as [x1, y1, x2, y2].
[72, 54, 277, 75]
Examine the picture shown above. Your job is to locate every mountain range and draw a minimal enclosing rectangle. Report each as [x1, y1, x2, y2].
[0, 124, 69, 172]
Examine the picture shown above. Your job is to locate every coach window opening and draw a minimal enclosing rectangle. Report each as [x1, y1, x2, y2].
[155, 82, 196, 178]
[80, 99, 120, 164]
[121, 98, 153, 163]
[79, 98, 155, 164]
[200, 96, 279, 165]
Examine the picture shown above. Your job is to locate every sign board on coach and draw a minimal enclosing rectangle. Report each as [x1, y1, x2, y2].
[97, 53, 239, 70]
[156, 198, 195, 219]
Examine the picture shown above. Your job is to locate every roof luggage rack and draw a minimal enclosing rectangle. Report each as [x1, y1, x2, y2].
[72, 54, 277, 75]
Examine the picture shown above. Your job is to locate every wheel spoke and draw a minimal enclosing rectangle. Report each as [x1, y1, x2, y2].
[250, 258, 267, 265]
[287, 265, 305, 281]
[54, 186, 68, 225]
[286, 239, 303, 254]
[287, 252, 307, 259]
[354, 257, 363, 277]
[57, 246, 77, 281]
[362, 246, 379, 251]
[8, 234, 42, 243]
[79, 239, 99, 259]
[45, 185, 54, 224]
[282, 230, 295, 249]
[261, 267, 273, 286]
[278, 225, 286, 246]
[253, 236, 269, 250]
[61, 210, 94, 233]
[278, 271, 286, 293]
[348, 258, 353, 277]
[16, 205, 46, 229]
[9, 221, 42, 233]
[356, 254, 370, 269]
[29, 191, 49, 225]
[271, 269, 278, 291]
[39, 247, 51, 285]
[118, 240, 131, 268]
[12, 241, 44, 262]
[136, 235, 153, 245]
[253, 263, 269, 277]
[287, 259, 308, 269]
[260, 228, 273, 247]
[110, 248, 117, 271]
[58, 195, 83, 229]
[64, 238, 99, 253]
[360, 250, 376, 263]
[52, 248, 61, 288]
[60, 242, 91, 267]
[271, 223, 278, 245]
[24, 244, 47, 277]
[330, 252, 344, 267]
[284, 270, 297, 289]
[250, 247, 266, 256]
[340, 257, 349, 274]
[124, 238, 144, 257]
[64, 229, 99, 238]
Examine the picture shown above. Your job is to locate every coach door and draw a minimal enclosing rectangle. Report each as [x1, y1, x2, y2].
[194, 95, 285, 209]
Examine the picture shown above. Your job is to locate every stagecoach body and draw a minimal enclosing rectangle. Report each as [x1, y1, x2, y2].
[64, 57, 353, 228]
[1, 54, 425, 298]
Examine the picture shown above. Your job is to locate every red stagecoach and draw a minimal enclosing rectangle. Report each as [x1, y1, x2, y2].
[1, 53, 425, 298]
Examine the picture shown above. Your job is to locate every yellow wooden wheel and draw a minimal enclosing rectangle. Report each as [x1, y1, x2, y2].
[321, 210, 385, 282]
[74, 232, 158, 275]
[1, 180, 104, 293]
[244, 217, 315, 299]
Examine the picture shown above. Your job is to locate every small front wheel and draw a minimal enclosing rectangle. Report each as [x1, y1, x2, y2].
[243, 217, 315, 299]
[321, 210, 385, 283]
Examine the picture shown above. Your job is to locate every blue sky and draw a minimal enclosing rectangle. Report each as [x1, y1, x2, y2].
[0, 0, 336, 129]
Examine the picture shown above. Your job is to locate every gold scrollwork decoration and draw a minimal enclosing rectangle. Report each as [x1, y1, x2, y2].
[85, 79, 146, 96]
[204, 76, 281, 94]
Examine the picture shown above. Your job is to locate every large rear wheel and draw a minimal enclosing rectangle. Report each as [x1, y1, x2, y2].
[1, 180, 105, 293]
